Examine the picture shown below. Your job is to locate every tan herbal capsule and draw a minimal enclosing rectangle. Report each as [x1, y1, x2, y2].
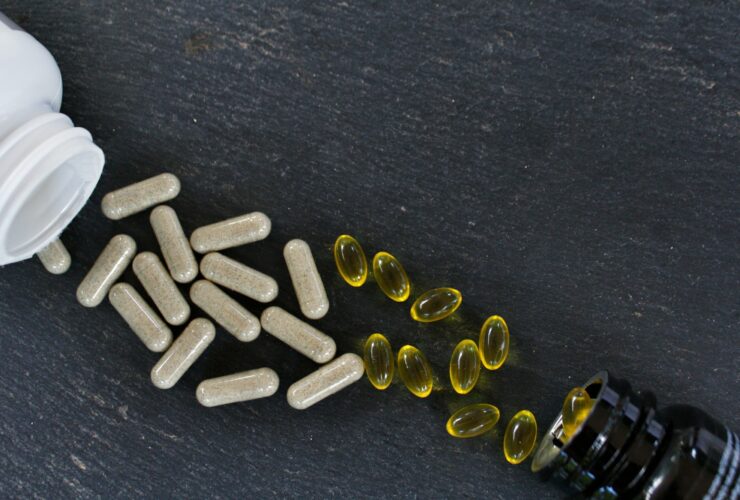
[77, 234, 137, 307]
[101, 173, 180, 220]
[196, 368, 279, 407]
[260, 306, 336, 363]
[150, 206, 198, 283]
[190, 212, 271, 253]
[133, 252, 190, 325]
[284, 239, 329, 320]
[189, 280, 260, 342]
[287, 353, 364, 410]
[151, 318, 215, 389]
[108, 283, 172, 352]
[37, 238, 71, 274]
[200, 252, 278, 303]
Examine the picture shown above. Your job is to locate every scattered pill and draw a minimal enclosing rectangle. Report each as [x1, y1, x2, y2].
[504, 410, 538, 464]
[77, 234, 137, 307]
[200, 252, 278, 303]
[190, 280, 260, 342]
[479, 315, 510, 370]
[108, 283, 172, 352]
[133, 252, 191, 325]
[36, 238, 71, 274]
[397, 345, 433, 398]
[260, 306, 336, 363]
[561, 387, 593, 439]
[333, 234, 368, 287]
[286, 353, 364, 410]
[151, 318, 216, 389]
[150, 205, 198, 283]
[196, 368, 279, 407]
[284, 239, 329, 319]
[363, 333, 394, 390]
[449, 339, 481, 395]
[372, 251, 411, 302]
[410, 287, 462, 322]
[446, 403, 501, 438]
[101, 173, 180, 220]
[190, 212, 271, 253]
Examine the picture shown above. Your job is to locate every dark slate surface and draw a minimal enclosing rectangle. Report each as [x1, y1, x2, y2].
[1, 1, 738, 498]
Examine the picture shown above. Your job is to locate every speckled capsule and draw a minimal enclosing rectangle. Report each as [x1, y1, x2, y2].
[447, 403, 501, 438]
[410, 287, 462, 322]
[260, 306, 336, 363]
[561, 387, 593, 439]
[372, 251, 411, 302]
[363, 333, 394, 390]
[286, 353, 364, 410]
[109, 283, 172, 352]
[504, 410, 538, 465]
[189, 280, 260, 342]
[196, 368, 279, 407]
[77, 234, 137, 307]
[200, 252, 278, 303]
[479, 315, 510, 370]
[449, 339, 481, 395]
[284, 239, 329, 320]
[151, 318, 215, 389]
[189, 212, 271, 253]
[37, 238, 71, 274]
[101, 173, 180, 220]
[150, 205, 198, 283]
[133, 252, 191, 326]
[333, 234, 368, 287]
[397, 345, 433, 398]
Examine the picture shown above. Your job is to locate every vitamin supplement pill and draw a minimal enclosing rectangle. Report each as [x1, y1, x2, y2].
[410, 287, 462, 323]
[363, 333, 394, 390]
[561, 386, 593, 439]
[77, 234, 137, 307]
[189, 212, 271, 253]
[133, 252, 191, 325]
[101, 173, 180, 220]
[372, 251, 411, 302]
[479, 315, 510, 370]
[284, 239, 329, 320]
[109, 283, 172, 352]
[151, 318, 216, 389]
[333, 234, 368, 287]
[150, 205, 198, 283]
[36, 238, 71, 274]
[189, 280, 260, 342]
[286, 353, 364, 410]
[446, 403, 501, 438]
[200, 252, 278, 303]
[449, 339, 481, 395]
[504, 410, 538, 465]
[397, 345, 434, 398]
[260, 306, 336, 363]
[196, 368, 279, 407]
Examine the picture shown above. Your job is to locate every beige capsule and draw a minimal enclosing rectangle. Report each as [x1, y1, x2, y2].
[151, 318, 216, 389]
[284, 239, 329, 320]
[260, 306, 336, 363]
[108, 283, 172, 352]
[189, 280, 260, 342]
[287, 353, 364, 410]
[196, 368, 279, 407]
[37, 238, 71, 274]
[77, 234, 137, 307]
[200, 252, 278, 303]
[133, 252, 190, 325]
[150, 206, 198, 283]
[190, 212, 271, 253]
[101, 173, 180, 220]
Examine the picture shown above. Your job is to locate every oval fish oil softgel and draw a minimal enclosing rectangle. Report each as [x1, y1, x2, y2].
[190, 212, 271, 254]
[397, 345, 433, 398]
[150, 205, 198, 283]
[363, 333, 394, 390]
[284, 239, 329, 320]
[410, 287, 462, 322]
[372, 251, 411, 302]
[101, 173, 180, 220]
[561, 386, 593, 439]
[446, 403, 501, 438]
[77, 234, 137, 307]
[504, 410, 538, 465]
[36, 238, 71, 274]
[479, 315, 510, 370]
[449, 339, 481, 395]
[333, 234, 368, 287]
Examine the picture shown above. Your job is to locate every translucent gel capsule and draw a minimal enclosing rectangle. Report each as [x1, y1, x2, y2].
[410, 287, 462, 323]
[446, 403, 501, 438]
[561, 386, 594, 439]
[133, 252, 191, 326]
[77, 234, 137, 307]
[372, 251, 411, 302]
[196, 368, 279, 407]
[287, 353, 364, 410]
[449, 339, 481, 395]
[190, 212, 271, 254]
[150, 205, 198, 283]
[479, 315, 510, 370]
[284, 239, 329, 320]
[397, 345, 433, 398]
[151, 318, 216, 390]
[109, 283, 172, 352]
[333, 234, 368, 287]
[101, 173, 180, 220]
[37, 238, 71, 274]
[504, 410, 538, 465]
[363, 333, 394, 390]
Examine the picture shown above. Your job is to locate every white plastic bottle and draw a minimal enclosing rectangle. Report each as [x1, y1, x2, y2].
[0, 11, 104, 265]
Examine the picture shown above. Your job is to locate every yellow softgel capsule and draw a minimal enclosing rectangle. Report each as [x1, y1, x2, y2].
[561, 386, 594, 439]
[449, 339, 481, 395]
[410, 287, 462, 322]
[446, 403, 501, 438]
[334, 235, 368, 287]
[479, 315, 510, 370]
[504, 410, 538, 465]
[363, 333, 394, 390]
[397, 345, 433, 398]
[372, 251, 411, 302]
